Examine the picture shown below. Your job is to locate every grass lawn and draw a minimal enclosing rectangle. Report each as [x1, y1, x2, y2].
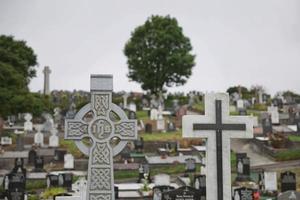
[274, 149, 300, 161]
[140, 130, 182, 142]
[136, 110, 149, 120]
[288, 135, 300, 142]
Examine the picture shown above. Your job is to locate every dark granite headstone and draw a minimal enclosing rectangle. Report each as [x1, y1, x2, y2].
[58, 173, 73, 191]
[128, 111, 136, 119]
[239, 109, 247, 116]
[153, 186, 175, 200]
[34, 156, 44, 172]
[145, 123, 152, 133]
[137, 164, 151, 183]
[162, 186, 203, 200]
[194, 175, 206, 197]
[232, 187, 253, 200]
[236, 153, 251, 181]
[15, 135, 24, 151]
[46, 174, 59, 188]
[278, 191, 300, 200]
[28, 149, 37, 165]
[280, 171, 296, 192]
[54, 149, 67, 162]
[262, 117, 272, 135]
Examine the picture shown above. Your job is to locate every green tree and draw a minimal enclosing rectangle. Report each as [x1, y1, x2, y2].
[124, 15, 195, 95]
[0, 35, 38, 117]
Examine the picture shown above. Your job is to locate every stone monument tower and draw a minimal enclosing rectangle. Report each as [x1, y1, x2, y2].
[43, 66, 51, 95]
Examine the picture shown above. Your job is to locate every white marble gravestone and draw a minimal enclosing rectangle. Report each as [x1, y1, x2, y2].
[1, 137, 12, 145]
[267, 106, 279, 124]
[264, 171, 277, 191]
[49, 128, 59, 147]
[24, 113, 33, 131]
[237, 99, 244, 109]
[64, 153, 74, 169]
[128, 102, 137, 112]
[65, 75, 137, 200]
[123, 93, 129, 109]
[34, 125, 44, 147]
[183, 93, 254, 200]
[154, 174, 170, 186]
[72, 178, 87, 200]
[150, 108, 158, 120]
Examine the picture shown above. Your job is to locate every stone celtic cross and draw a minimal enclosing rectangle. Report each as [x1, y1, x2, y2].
[183, 93, 253, 200]
[65, 75, 137, 200]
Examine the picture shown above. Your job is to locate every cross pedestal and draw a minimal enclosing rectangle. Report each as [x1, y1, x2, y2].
[65, 75, 137, 200]
[182, 93, 253, 200]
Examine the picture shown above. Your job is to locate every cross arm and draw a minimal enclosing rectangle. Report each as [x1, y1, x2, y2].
[65, 119, 89, 140]
[114, 120, 137, 140]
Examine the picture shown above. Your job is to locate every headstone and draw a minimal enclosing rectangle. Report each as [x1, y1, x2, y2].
[66, 102, 77, 119]
[185, 158, 196, 173]
[157, 118, 165, 131]
[72, 178, 87, 200]
[24, 113, 33, 132]
[14, 130, 25, 151]
[235, 153, 251, 181]
[34, 156, 44, 172]
[54, 107, 62, 124]
[239, 109, 247, 116]
[151, 109, 159, 120]
[278, 191, 300, 200]
[49, 127, 59, 147]
[123, 93, 129, 109]
[137, 163, 150, 183]
[64, 74, 137, 199]
[58, 173, 73, 191]
[232, 187, 254, 200]
[167, 122, 176, 132]
[182, 93, 253, 200]
[154, 174, 171, 186]
[262, 116, 273, 135]
[1, 137, 12, 145]
[128, 110, 136, 119]
[128, 102, 137, 112]
[264, 171, 277, 191]
[34, 125, 44, 147]
[64, 154, 74, 170]
[280, 171, 296, 192]
[54, 149, 67, 162]
[43, 113, 54, 132]
[237, 99, 244, 110]
[134, 137, 144, 152]
[28, 149, 37, 165]
[145, 123, 152, 133]
[46, 174, 59, 188]
[153, 185, 175, 200]
[161, 186, 203, 200]
[268, 106, 279, 124]
[194, 175, 206, 198]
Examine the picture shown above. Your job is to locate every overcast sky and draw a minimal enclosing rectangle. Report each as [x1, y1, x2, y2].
[0, 0, 299, 95]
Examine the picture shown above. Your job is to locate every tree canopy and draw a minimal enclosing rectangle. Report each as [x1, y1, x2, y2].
[124, 15, 195, 94]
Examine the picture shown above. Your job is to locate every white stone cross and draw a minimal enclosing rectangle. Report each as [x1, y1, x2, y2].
[183, 93, 253, 200]
[65, 75, 137, 200]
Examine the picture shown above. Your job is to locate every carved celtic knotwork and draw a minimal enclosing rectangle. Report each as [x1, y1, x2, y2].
[66, 121, 88, 138]
[90, 168, 111, 191]
[90, 119, 112, 140]
[115, 121, 136, 138]
[90, 194, 112, 200]
[92, 143, 110, 165]
[93, 94, 110, 116]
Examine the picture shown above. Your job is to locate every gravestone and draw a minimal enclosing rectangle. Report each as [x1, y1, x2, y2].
[194, 175, 206, 198]
[64, 153, 74, 169]
[232, 187, 253, 200]
[235, 153, 251, 181]
[34, 156, 44, 172]
[134, 137, 144, 152]
[278, 191, 300, 200]
[66, 102, 77, 119]
[49, 127, 59, 147]
[34, 125, 44, 147]
[54, 107, 62, 124]
[167, 121, 176, 132]
[122, 93, 129, 109]
[153, 185, 175, 200]
[137, 163, 150, 183]
[54, 149, 67, 162]
[1, 137, 12, 145]
[157, 118, 165, 131]
[128, 110, 136, 119]
[237, 99, 244, 110]
[268, 106, 279, 124]
[239, 109, 247, 116]
[72, 178, 88, 200]
[14, 130, 25, 151]
[154, 174, 171, 186]
[24, 113, 33, 132]
[28, 149, 37, 165]
[58, 173, 73, 191]
[161, 186, 203, 200]
[262, 116, 272, 135]
[183, 93, 253, 200]
[128, 102, 137, 112]
[64, 75, 137, 199]
[145, 123, 152, 133]
[43, 66, 51, 95]
[46, 174, 59, 188]
[185, 158, 196, 173]
[151, 109, 158, 120]
[264, 171, 277, 191]
[43, 113, 54, 132]
[280, 171, 296, 192]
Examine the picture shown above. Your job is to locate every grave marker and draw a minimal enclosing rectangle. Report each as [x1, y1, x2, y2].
[64, 75, 137, 199]
[183, 93, 253, 200]
[162, 186, 203, 200]
[24, 113, 33, 132]
[280, 171, 296, 192]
